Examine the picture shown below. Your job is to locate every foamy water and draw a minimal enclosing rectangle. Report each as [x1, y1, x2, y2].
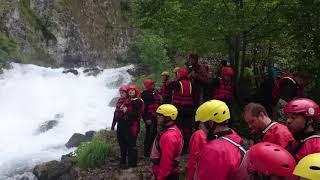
[0, 63, 132, 179]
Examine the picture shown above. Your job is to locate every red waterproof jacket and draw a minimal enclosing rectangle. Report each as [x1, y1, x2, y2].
[294, 135, 320, 161]
[111, 97, 127, 129]
[188, 129, 207, 180]
[151, 125, 183, 180]
[262, 122, 295, 148]
[141, 89, 161, 121]
[125, 97, 144, 136]
[160, 79, 172, 103]
[196, 130, 243, 180]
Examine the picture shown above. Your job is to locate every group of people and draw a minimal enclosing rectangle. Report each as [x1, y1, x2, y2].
[111, 54, 320, 180]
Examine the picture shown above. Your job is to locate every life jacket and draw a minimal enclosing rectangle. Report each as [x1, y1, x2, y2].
[291, 135, 320, 161]
[150, 126, 183, 167]
[272, 74, 303, 103]
[146, 90, 161, 113]
[126, 97, 144, 121]
[172, 79, 193, 106]
[213, 78, 232, 102]
[114, 97, 127, 120]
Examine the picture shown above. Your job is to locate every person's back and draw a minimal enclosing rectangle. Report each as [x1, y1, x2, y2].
[151, 125, 183, 180]
[188, 128, 207, 180]
[197, 130, 243, 180]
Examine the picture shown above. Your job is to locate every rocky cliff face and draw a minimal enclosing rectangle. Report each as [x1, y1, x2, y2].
[0, 0, 134, 67]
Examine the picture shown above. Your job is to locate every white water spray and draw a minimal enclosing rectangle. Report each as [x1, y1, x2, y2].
[0, 63, 132, 179]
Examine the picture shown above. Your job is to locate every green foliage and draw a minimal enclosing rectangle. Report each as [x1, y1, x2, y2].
[137, 31, 170, 74]
[0, 32, 16, 63]
[75, 134, 112, 170]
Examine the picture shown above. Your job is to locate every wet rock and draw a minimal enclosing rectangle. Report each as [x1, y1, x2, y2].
[65, 131, 96, 148]
[108, 97, 119, 107]
[62, 69, 79, 75]
[127, 66, 147, 78]
[36, 120, 59, 134]
[33, 160, 73, 180]
[83, 67, 102, 76]
[105, 75, 125, 88]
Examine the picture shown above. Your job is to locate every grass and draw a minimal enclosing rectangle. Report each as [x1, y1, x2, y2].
[75, 131, 113, 170]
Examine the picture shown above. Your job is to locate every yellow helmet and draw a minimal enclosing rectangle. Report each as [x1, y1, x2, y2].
[161, 71, 169, 76]
[173, 67, 180, 73]
[156, 104, 178, 120]
[195, 100, 230, 123]
[293, 153, 320, 180]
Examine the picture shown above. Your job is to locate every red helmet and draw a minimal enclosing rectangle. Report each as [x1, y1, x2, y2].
[284, 98, 319, 117]
[143, 79, 155, 90]
[249, 142, 296, 177]
[176, 67, 189, 80]
[128, 84, 141, 95]
[119, 85, 128, 92]
[221, 67, 234, 76]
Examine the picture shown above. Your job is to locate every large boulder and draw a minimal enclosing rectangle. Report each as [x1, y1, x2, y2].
[108, 97, 119, 107]
[33, 155, 78, 180]
[105, 75, 125, 88]
[65, 131, 96, 148]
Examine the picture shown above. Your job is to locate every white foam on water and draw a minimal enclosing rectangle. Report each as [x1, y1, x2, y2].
[0, 63, 132, 179]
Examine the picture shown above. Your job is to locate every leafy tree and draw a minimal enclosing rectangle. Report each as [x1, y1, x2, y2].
[0, 32, 16, 63]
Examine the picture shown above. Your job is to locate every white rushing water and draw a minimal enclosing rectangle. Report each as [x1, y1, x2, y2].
[0, 63, 132, 179]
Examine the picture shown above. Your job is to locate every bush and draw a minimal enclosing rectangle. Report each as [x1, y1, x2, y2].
[75, 139, 112, 170]
[136, 31, 170, 75]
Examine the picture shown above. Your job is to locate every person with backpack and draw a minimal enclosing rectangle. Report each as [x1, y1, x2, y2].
[120, 84, 144, 168]
[243, 102, 294, 148]
[167, 67, 194, 153]
[141, 79, 161, 157]
[293, 153, 320, 180]
[150, 104, 183, 180]
[160, 71, 172, 104]
[248, 142, 296, 180]
[195, 100, 247, 180]
[284, 98, 320, 161]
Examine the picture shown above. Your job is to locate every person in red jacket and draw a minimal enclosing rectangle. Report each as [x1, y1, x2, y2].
[187, 122, 207, 180]
[211, 66, 234, 104]
[272, 73, 304, 123]
[186, 53, 211, 107]
[167, 67, 194, 153]
[120, 84, 144, 168]
[160, 71, 172, 104]
[284, 98, 320, 161]
[151, 104, 183, 180]
[195, 100, 247, 180]
[141, 79, 161, 157]
[243, 102, 294, 148]
[248, 142, 296, 180]
[111, 85, 128, 130]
